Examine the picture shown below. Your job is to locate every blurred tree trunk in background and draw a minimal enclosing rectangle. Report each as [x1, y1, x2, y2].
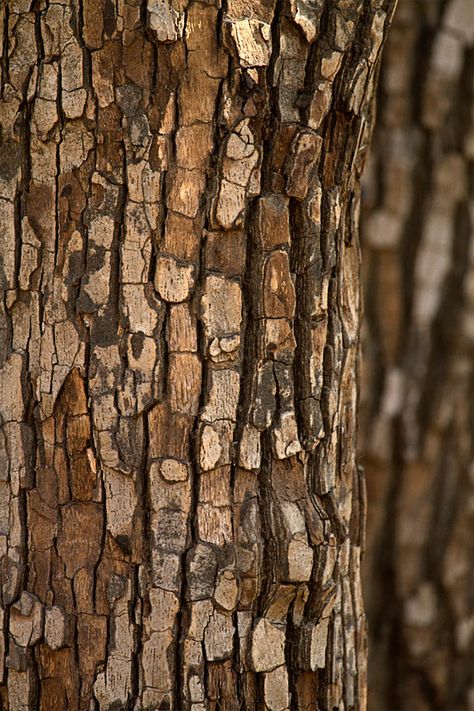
[0, 1, 397, 709]
[361, 0, 474, 709]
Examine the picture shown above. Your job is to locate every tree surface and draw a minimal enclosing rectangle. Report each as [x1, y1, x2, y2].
[0, 1, 394, 709]
[361, 0, 474, 709]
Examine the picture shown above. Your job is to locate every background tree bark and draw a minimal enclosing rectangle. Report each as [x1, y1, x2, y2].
[0, 1, 394, 709]
[361, 0, 474, 709]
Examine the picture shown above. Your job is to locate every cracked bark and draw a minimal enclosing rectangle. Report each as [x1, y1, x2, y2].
[0, 1, 395, 709]
[361, 0, 474, 709]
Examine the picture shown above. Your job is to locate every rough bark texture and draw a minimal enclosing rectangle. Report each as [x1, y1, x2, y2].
[361, 0, 474, 709]
[0, 1, 394, 709]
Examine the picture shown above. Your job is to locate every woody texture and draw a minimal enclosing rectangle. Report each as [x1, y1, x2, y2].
[0, 1, 396, 709]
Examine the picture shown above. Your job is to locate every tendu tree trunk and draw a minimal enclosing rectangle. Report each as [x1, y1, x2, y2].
[0, 1, 394, 709]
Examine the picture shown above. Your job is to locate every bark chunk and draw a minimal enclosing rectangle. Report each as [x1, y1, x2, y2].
[250, 619, 286, 672]
[57, 503, 103, 577]
[229, 18, 272, 68]
[44, 606, 67, 650]
[155, 256, 195, 303]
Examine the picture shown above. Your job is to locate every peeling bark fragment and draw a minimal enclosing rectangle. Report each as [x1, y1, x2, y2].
[149, 404, 191, 460]
[202, 369, 240, 423]
[272, 410, 302, 459]
[168, 353, 202, 415]
[252, 362, 277, 431]
[44, 606, 67, 651]
[228, 18, 272, 68]
[199, 425, 222, 472]
[201, 275, 242, 341]
[160, 458, 189, 482]
[197, 503, 233, 546]
[328, 8, 357, 52]
[214, 570, 239, 612]
[104, 468, 138, 540]
[308, 81, 333, 129]
[0, 354, 24, 422]
[227, 122, 255, 160]
[297, 617, 330, 670]
[250, 619, 286, 672]
[264, 666, 291, 711]
[167, 303, 198, 352]
[10, 593, 43, 647]
[263, 251, 296, 319]
[287, 538, 314, 582]
[285, 131, 323, 200]
[155, 256, 195, 303]
[289, 0, 325, 42]
[148, 0, 185, 43]
[186, 544, 218, 602]
[204, 610, 235, 661]
[168, 169, 206, 219]
[57, 503, 103, 578]
[239, 425, 262, 471]
[257, 195, 291, 250]
[215, 179, 247, 229]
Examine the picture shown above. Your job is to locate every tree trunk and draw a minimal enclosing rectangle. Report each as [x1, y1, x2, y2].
[361, 0, 474, 709]
[0, 1, 394, 709]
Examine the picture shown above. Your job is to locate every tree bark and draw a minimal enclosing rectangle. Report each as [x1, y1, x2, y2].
[361, 0, 474, 709]
[0, 1, 394, 709]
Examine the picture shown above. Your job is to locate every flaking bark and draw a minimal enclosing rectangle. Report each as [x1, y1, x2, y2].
[0, 1, 395, 709]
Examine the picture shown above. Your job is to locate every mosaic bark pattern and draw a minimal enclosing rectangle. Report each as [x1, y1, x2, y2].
[0, 1, 394, 708]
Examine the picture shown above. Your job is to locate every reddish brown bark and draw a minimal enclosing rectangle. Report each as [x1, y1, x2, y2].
[0, 1, 395, 708]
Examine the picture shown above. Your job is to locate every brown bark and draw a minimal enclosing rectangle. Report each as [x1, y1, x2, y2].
[0, 1, 394, 709]
[361, 0, 474, 709]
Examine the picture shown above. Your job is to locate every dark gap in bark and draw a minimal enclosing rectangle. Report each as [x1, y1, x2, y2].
[0, 5, 9, 94]
[54, 62, 64, 277]
[261, 0, 283, 193]
[286, 593, 299, 711]
[129, 565, 142, 710]
[69, 572, 82, 708]
[254, 429, 278, 704]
